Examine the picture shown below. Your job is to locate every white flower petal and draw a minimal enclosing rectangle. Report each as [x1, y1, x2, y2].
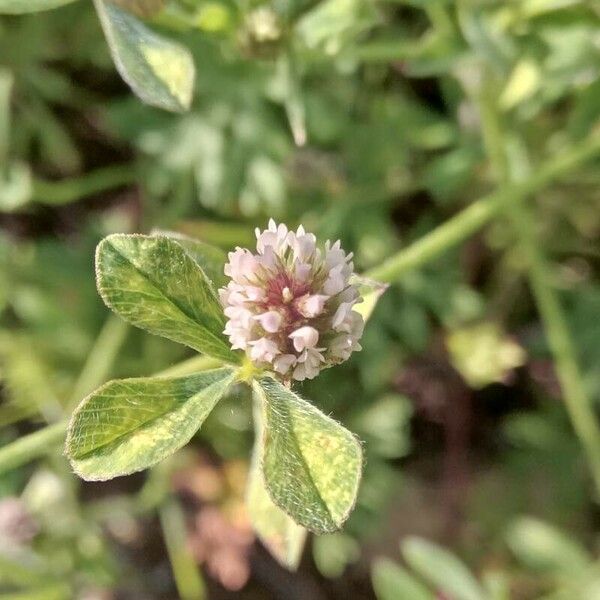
[295, 294, 328, 318]
[289, 326, 319, 352]
[332, 302, 353, 329]
[323, 265, 346, 295]
[249, 337, 280, 362]
[273, 354, 297, 374]
[254, 310, 282, 333]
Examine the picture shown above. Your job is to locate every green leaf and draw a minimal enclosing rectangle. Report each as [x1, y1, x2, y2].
[0, 162, 33, 212]
[254, 376, 363, 534]
[66, 368, 236, 480]
[95, 234, 240, 364]
[151, 229, 228, 289]
[0, 0, 77, 13]
[313, 533, 360, 578]
[372, 558, 434, 600]
[401, 537, 486, 600]
[247, 399, 307, 570]
[93, 0, 195, 112]
[500, 59, 541, 111]
[506, 517, 591, 576]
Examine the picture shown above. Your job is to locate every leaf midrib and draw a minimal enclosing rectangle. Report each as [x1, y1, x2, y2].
[261, 380, 337, 531]
[99, 237, 233, 358]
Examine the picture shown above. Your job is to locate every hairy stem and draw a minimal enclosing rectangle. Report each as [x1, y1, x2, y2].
[0, 421, 67, 475]
[32, 164, 136, 205]
[160, 498, 207, 600]
[478, 84, 600, 496]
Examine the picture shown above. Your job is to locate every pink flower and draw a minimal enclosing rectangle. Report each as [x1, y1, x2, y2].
[220, 220, 364, 381]
[289, 326, 320, 352]
[295, 294, 328, 318]
[254, 310, 283, 333]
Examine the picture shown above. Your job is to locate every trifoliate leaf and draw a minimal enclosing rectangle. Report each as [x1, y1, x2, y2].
[313, 533, 360, 578]
[94, 0, 195, 112]
[66, 368, 236, 480]
[254, 376, 363, 534]
[500, 59, 541, 110]
[96, 234, 240, 364]
[0, 162, 33, 212]
[446, 322, 525, 389]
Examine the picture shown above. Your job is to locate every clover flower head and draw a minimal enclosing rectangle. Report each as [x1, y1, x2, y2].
[220, 220, 364, 381]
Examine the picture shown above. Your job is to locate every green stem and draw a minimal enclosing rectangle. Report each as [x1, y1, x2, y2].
[160, 498, 207, 600]
[32, 164, 136, 206]
[478, 85, 600, 496]
[364, 192, 499, 282]
[364, 132, 600, 283]
[0, 421, 67, 475]
[513, 201, 600, 495]
[0, 69, 13, 176]
[157, 354, 221, 378]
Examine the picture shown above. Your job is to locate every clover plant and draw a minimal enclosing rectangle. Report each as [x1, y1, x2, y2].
[65, 223, 384, 568]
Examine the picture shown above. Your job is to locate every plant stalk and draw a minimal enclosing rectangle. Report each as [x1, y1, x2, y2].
[478, 84, 600, 496]
[0, 421, 67, 475]
[365, 132, 600, 284]
[32, 164, 136, 206]
[160, 498, 207, 600]
[0, 69, 12, 175]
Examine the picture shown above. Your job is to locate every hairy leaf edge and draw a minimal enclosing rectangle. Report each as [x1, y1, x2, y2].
[253, 377, 364, 534]
[92, 0, 194, 113]
[95, 233, 241, 365]
[65, 368, 236, 481]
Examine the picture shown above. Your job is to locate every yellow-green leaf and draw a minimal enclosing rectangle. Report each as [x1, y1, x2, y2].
[94, 0, 195, 112]
[500, 59, 541, 110]
[66, 368, 236, 480]
[95, 234, 240, 364]
[254, 376, 363, 534]
[247, 399, 307, 569]
[151, 229, 228, 289]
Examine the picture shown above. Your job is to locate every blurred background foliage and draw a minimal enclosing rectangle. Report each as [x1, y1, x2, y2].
[1, 0, 600, 598]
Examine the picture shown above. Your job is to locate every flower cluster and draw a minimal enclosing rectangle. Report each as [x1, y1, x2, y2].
[219, 220, 364, 381]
